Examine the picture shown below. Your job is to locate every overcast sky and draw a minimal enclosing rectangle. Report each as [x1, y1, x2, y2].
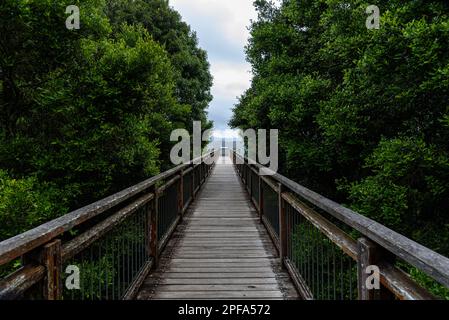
[170, 0, 257, 138]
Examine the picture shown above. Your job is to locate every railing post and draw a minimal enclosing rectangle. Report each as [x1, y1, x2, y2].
[259, 175, 263, 223]
[357, 237, 394, 300]
[149, 187, 159, 268]
[41, 239, 62, 300]
[278, 183, 287, 266]
[178, 170, 184, 220]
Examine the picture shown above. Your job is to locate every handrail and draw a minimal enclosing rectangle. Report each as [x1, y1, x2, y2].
[0, 152, 213, 266]
[0, 151, 216, 300]
[230, 149, 449, 299]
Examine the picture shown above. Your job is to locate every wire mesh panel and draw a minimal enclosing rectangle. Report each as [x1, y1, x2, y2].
[183, 171, 192, 208]
[285, 201, 358, 300]
[62, 205, 149, 300]
[0, 152, 219, 301]
[193, 165, 200, 191]
[261, 179, 279, 237]
[157, 180, 179, 242]
[250, 167, 259, 205]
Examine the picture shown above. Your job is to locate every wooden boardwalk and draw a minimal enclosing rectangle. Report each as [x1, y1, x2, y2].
[137, 156, 299, 300]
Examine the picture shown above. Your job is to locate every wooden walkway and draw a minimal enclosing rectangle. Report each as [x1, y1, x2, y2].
[137, 156, 299, 300]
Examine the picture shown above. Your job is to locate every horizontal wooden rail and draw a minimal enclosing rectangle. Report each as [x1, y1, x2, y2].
[282, 192, 357, 260]
[61, 193, 155, 263]
[0, 265, 46, 300]
[0, 151, 216, 300]
[231, 149, 449, 300]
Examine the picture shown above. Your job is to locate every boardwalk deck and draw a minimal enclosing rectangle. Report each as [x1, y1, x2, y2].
[137, 156, 299, 300]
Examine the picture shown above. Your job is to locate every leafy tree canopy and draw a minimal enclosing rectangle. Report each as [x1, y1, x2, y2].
[0, 0, 212, 240]
[231, 0, 449, 257]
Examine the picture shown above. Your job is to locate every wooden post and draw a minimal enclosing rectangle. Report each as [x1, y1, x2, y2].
[178, 170, 184, 220]
[258, 175, 263, 223]
[357, 237, 391, 300]
[278, 183, 287, 266]
[150, 187, 159, 268]
[41, 240, 62, 300]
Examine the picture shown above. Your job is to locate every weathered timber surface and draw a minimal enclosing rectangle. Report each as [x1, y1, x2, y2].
[234, 153, 449, 288]
[137, 156, 299, 300]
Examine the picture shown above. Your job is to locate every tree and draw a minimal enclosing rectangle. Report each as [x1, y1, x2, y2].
[0, 0, 212, 240]
[231, 0, 449, 257]
[106, 0, 213, 137]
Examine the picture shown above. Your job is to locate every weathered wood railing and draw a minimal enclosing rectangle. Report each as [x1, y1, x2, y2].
[231, 150, 449, 300]
[0, 152, 216, 300]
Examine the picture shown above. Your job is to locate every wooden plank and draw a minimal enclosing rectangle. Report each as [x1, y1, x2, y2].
[183, 228, 261, 232]
[179, 244, 272, 247]
[165, 267, 274, 273]
[155, 284, 280, 292]
[180, 234, 263, 238]
[157, 272, 278, 279]
[175, 248, 269, 252]
[173, 254, 276, 259]
[148, 278, 280, 285]
[169, 258, 278, 264]
[180, 240, 271, 244]
[177, 246, 268, 250]
[153, 291, 284, 299]
[168, 262, 274, 268]
[0, 265, 45, 300]
[137, 157, 298, 300]
[186, 218, 258, 221]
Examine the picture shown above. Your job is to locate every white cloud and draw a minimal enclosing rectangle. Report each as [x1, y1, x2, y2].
[170, 0, 257, 130]
[211, 62, 252, 100]
[212, 129, 241, 139]
[170, 0, 256, 47]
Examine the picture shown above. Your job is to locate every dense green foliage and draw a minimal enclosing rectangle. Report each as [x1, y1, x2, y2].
[0, 0, 212, 241]
[106, 0, 213, 134]
[231, 0, 449, 259]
